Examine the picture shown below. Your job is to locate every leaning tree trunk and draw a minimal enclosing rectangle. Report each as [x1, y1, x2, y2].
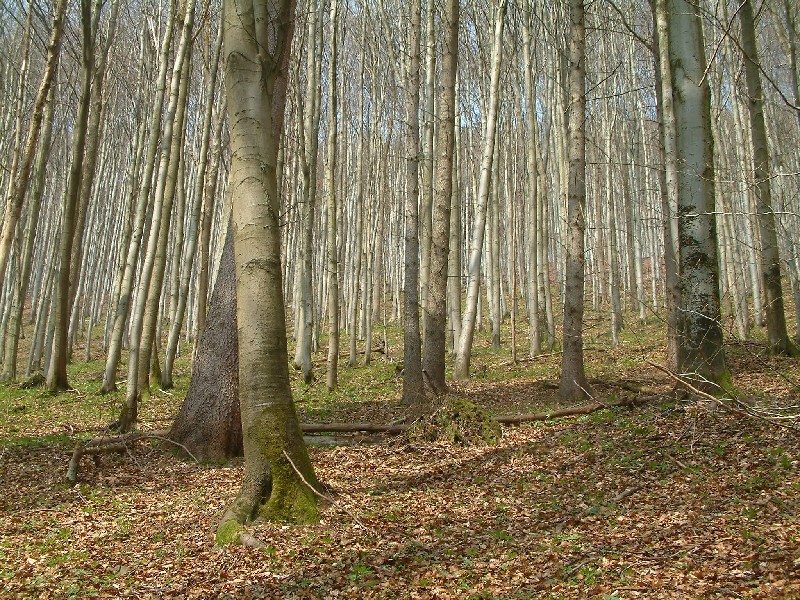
[453, 0, 507, 380]
[739, 0, 796, 356]
[666, 0, 729, 389]
[559, 0, 592, 402]
[422, 0, 458, 395]
[101, 0, 177, 393]
[0, 0, 67, 286]
[162, 19, 224, 388]
[217, 0, 320, 539]
[119, 0, 195, 431]
[0, 84, 57, 381]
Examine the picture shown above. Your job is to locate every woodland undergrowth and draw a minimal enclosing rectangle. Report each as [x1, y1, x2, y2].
[1, 316, 799, 598]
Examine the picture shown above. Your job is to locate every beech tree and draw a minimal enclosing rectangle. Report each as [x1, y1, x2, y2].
[453, 0, 507, 381]
[664, 0, 728, 389]
[217, 0, 320, 539]
[422, 0, 458, 394]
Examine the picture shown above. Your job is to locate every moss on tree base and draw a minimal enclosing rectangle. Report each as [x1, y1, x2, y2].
[215, 520, 246, 546]
[407, 397, 502, 446]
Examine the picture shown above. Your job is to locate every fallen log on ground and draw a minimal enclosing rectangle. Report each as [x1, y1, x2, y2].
[65, 396, 657, 482]
[494, 396, 646, 425]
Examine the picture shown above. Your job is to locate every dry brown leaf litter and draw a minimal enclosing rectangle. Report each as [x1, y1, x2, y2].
[1, 345, 799, 598]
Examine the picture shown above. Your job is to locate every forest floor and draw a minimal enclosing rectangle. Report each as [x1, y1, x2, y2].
[1, 317, 799, 598]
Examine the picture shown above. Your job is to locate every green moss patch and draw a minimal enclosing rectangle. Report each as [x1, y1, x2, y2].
[407, 397, 502, 446]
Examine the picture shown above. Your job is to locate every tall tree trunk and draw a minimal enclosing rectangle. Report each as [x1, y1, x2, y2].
[162, 20, 224, 388]
[101, 0, 178, 393]
[119, 0, 195, 431]
[522, 2, 541, 357]
[0, 0, 67, 285]
[217, 0, 319, 536]
[347, 14, 367, 368]
[0, 84, 57, 381]
[739, 0, 796, 355]
[559, 0, 591, 402]
[325, 0, 340, 392]
[48, 0, 102, 391]
[666, 0, 729, 389]
[419, 0, 436, 333]
[453, 0, 507, 380]
[422, 0, 458, 394]
[401, 0, 425, 405]
[294, 0, 321, 382]
[652, 0, 682, 370]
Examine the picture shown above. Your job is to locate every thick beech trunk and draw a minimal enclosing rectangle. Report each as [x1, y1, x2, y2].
[559, 0, 591, 402]
[217, 0, 319, 535]
[422, 0, 458, 394]
[666, 0, 729, 389]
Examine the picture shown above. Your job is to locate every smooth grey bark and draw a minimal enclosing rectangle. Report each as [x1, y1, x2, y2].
[419, 0, 436, 329]
[0, 0, 67, 286]
[217, 0, 320, 533]
[453, 0, 507, 380]
[522, 2, 541, 357]
[347, 14, 367, 369]
[48, 0, 102, 392]
[293, 0, 321, 382]
[325, 0, 340, 392]
[194, 98, 226, 345]
[162, 18, 224, 388]
[101, 0, 178, 393]
[666, 0, 729, 389]
[119, 0, 195, 430]
[0, 84, 56, 381]
[652, 0, 682, 370]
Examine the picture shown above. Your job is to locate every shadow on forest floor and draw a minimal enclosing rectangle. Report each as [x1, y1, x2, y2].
[1, 326, 800, 598]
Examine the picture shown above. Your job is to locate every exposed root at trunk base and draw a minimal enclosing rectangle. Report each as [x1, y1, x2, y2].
[216, 461, 320, 546]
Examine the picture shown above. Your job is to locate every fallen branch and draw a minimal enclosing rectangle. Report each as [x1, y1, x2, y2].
[647, 360, 799, 434]
[66, 396, 658, 483]
[513, 351, 563, 363]
[66, 429, 197, 484]
[300, 422, 407, 434]
[494, 396, 645, 425]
